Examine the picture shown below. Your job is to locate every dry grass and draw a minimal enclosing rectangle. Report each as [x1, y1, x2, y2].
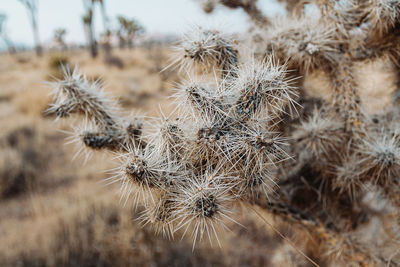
[0, 124, 50, 198]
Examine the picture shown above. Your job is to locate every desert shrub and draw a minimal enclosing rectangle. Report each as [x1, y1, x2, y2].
[47, 53, 69, 79]
[104, 53, 124, 69]
[0, 126, 50, 198]
[48, 54, 68, 70]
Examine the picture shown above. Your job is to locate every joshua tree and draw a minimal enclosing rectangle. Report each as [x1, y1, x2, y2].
[0, 13, 15, 54]
[82, 0, 97, 58]
[97, 0, 109, 33]
[53, 28, 67, 50]
[82, 0, 109, 58]
[116, 16, 144, 48]
[49, 1, 400, 265]
[18, 0, 41, 56]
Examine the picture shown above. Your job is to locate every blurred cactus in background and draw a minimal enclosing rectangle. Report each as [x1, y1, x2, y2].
[49, 0, 400, 265]
[97, 0, 109, 34]
[53, 28, 67, 50]
[82, 0, 109, 58]
[116, 16, 145, 49]
[199, 0, 270, 26]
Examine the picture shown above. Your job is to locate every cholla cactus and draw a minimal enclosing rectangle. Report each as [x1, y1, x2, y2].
[49, 1, 400, 265]
[173, 27, 239, 77]
[48, 68, 144, 151]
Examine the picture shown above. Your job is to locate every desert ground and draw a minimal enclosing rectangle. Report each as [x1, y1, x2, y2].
[0, 47, 299, 267]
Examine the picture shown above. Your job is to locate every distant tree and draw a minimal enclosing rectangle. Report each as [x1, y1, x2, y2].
[82, 0, 97, 58]
[0, 13, 16, 54]
[116, 16, 144, 48]
[18, 0, 42, 56]
[97, 0, 109, 33]
[97, 0, 114, 55]
[53, 28, 67, 50]
[82, 0, 109, 58]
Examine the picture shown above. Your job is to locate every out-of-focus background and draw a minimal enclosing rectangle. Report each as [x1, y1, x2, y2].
[0, 1, 303, 266]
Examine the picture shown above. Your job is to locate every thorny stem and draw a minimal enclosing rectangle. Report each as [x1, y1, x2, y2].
[248, 204, 320, 267]
[251, 196, 393, 267]
[330, 54, 364, 136]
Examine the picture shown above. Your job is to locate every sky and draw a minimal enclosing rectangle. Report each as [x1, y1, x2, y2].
[0, 0, 285, 48]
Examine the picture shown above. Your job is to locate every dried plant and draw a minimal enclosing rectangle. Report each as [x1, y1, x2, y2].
[49, 1, 400, 265]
